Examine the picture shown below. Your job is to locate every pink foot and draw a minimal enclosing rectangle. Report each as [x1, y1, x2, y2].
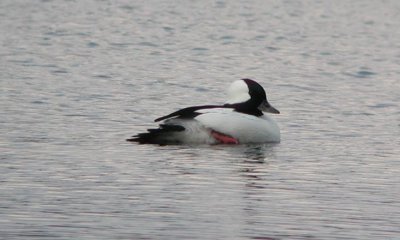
[211, 130, 239, 144]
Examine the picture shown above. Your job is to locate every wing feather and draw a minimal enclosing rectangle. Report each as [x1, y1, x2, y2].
[154, 105, 224, 122]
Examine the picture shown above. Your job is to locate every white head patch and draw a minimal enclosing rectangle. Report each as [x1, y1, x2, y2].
[225, 80, 250, 104]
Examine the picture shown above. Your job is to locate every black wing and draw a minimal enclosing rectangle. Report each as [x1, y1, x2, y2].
[154, 105, 224, 122]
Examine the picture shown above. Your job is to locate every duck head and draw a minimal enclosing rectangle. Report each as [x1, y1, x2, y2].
[225, 78, 279, 115]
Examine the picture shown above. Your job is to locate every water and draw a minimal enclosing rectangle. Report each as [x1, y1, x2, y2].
[1, 0, 400, 239]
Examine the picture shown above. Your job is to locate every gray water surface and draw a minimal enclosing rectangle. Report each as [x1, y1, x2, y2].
[1, 1, 400, 239]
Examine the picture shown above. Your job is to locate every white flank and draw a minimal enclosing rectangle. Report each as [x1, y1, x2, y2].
[194, 109, 280, 143]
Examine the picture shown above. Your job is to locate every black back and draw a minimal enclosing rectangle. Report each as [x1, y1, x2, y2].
[154, 78, 269, 122]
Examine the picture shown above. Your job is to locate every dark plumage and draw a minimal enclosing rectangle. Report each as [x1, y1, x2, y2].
[127, 124, 185, 144]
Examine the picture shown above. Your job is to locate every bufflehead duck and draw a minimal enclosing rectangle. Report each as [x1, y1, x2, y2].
[127, 79, 280, 144]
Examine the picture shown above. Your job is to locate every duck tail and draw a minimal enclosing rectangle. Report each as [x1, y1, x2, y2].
[126, 124, 185, 145]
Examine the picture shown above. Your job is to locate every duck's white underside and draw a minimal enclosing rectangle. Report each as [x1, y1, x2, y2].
[164, 108, 280, 144]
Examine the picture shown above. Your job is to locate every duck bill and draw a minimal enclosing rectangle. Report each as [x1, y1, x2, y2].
[258, 100, 280, 114]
